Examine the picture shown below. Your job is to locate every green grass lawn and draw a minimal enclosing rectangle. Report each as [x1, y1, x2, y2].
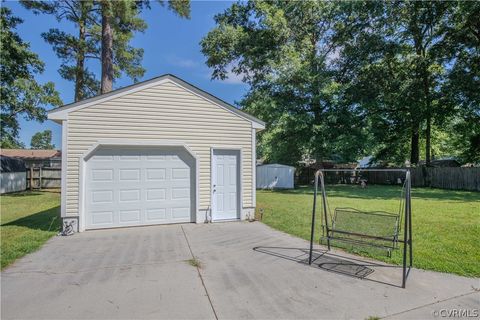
[1, 191, 60, 269]
[256, 185, 480, 277]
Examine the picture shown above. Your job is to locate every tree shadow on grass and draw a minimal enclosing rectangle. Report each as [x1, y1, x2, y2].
[1, 206, 60, 232]
[265, 185, 480, 202]
[6, 191, 44, 197]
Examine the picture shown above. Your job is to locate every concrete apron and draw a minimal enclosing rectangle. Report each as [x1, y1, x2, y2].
[2, 222, 479, 319]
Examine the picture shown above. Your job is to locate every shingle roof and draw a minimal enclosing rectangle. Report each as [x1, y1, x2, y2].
[0, 149, 61, 160]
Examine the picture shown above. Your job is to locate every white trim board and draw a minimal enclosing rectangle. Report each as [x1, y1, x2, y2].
[60, 120, 67, 217]
[251, 128, 256, 206]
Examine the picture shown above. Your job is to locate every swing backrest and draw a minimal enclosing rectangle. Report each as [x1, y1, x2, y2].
[331, 207, 400, 248]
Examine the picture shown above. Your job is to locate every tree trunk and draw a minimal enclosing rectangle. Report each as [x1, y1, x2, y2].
[101, 1, 113, 94]
[74, 4, 86, 102]
[410, 5, 425, 167]
[425, 111, 432, 165]
[410, 124, 420, 165]
[311, 31, 323, 162]
[423, 71, 432, 166]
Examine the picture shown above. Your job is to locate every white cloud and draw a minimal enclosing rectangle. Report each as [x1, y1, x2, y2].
[168, 56, 199, 68]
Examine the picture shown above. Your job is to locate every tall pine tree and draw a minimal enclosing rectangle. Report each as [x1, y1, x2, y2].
[100, 0, 191, 93]
[0, 7, 61, 148]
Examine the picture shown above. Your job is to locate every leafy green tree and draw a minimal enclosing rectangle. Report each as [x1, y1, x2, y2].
[400, 2, 451, 165]
[30, 130, 55, 149]
[0, 7, 62, 148]
[439, 2, 480, 163]
[203, 1, 480, 166]
[337, 1, 453, 165]
[202, 1, 367, 165]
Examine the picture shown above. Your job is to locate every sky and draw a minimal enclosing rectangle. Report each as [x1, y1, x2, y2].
[4, 0, 248, 149]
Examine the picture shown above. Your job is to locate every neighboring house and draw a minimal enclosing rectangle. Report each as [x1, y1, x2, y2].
[334, 162, 358, 169]
[0, 149, 61, 168]
[48, 74, 265, 232]
[257, 164, 295, 189]
[357, 156, 374, 168]
[0, 156, 26, 194]
[424, 159, 461, 167]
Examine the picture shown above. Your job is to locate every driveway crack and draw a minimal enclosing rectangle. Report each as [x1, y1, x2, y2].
[181, 225, 219, 320]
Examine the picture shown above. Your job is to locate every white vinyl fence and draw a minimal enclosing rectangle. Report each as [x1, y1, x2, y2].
[1, 156, 27, 194]
[0, 171, 27, 194]
[256, 164, 295, 189]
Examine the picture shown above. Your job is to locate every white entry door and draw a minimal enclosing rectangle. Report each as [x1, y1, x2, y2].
[85, 146, 194, 230]
[212, 149, 240, 220]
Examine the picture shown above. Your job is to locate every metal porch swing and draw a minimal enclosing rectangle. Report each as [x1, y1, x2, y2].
[307, 169, 413, 288]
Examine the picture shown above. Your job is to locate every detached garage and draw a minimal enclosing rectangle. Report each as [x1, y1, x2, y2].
[48, 74, 265, 232]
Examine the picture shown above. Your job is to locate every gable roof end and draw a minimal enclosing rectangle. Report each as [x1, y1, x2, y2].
[48, 74, 265, 129]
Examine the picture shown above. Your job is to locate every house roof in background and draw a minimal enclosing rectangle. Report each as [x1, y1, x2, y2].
[0, 149, 61, 160]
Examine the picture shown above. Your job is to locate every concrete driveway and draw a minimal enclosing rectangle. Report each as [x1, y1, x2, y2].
[2, 222, 478, 319]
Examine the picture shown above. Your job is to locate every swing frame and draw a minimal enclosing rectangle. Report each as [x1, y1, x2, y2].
[308, 169, 413, 288]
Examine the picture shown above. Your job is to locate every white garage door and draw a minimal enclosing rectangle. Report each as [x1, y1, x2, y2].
[85, 147, 194, 230]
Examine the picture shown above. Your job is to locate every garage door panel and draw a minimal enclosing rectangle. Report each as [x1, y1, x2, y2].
[119, 209, 141, 223]
[90, 154, 114, 161]
[90, 169, 114, 182]
[146, 188, 166, 201]
[91, 190, 113, 203]
[119, 155, 141, 161]
[172, 168, 189, 180]
[91, 211, 114, 225]
[119, 189, 141, 202]
[146, 208, 167, 221]
[146, 168, 166, 180]
[172, 207, 190, 219]
[85, 147, 194, 230]
[119, 169, 141, 181]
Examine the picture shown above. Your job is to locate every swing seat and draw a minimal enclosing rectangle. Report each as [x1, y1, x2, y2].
[322, 207, 400, 255]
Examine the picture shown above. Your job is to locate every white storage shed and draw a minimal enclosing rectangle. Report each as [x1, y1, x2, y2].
[1, 156, 26, 194]
[256, 164, 295, 189]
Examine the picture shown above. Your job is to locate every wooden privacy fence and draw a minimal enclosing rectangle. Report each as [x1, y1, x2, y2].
[26, 167, 61, 189]
[362, 167, 480, 191]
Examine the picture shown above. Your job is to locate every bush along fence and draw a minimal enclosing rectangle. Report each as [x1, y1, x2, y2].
[26, 167, 61, 189]
[362, 167, 480, 191]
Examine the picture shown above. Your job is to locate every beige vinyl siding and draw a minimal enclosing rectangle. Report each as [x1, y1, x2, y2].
[65, 80, 253, 217]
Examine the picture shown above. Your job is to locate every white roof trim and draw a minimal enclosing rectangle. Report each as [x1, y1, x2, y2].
[48, 74, 265, 129]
